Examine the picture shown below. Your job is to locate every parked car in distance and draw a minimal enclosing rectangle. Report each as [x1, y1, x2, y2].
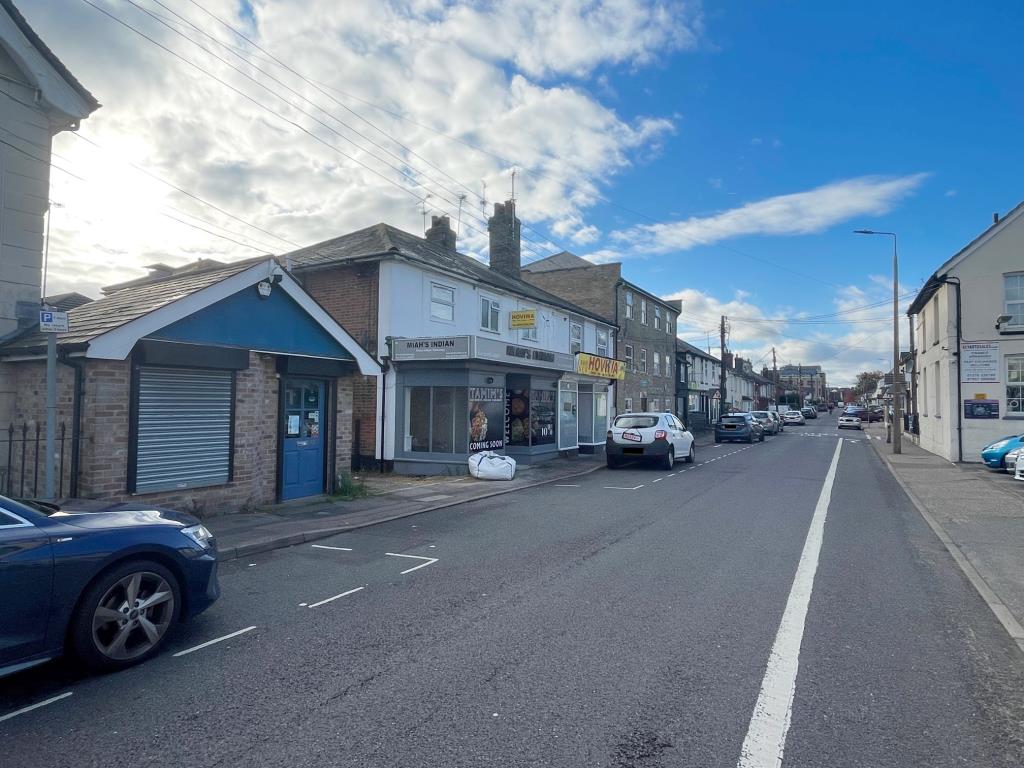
[843, 406, 869, 421]
[816, 403, 827, 412]
[769, 411, 784, 432]
[867, 407, 884, 422]
[715, 413, 765, 443]
[838, 413, 862, 430]
[981, 434, 1024, 469]
[606, 412, 695, 469]
[800, 406, 817, 419]
[0, 495, 220, 679]
[783, 410, 806, 425]
[750, 411, 778, 435]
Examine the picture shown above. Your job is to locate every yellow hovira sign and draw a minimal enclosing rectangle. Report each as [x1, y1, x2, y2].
[576, 353, 626, 380]
[510, 309, 537, 329]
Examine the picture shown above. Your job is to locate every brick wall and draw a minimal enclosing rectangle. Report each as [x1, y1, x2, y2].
[299, 263, 380, 466]
[521, 263, 620, 321]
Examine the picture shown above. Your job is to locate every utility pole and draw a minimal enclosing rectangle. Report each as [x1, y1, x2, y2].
[798, 363, 803, 408]
[719, 315, 728, 414]
[771, 347, 779, 409]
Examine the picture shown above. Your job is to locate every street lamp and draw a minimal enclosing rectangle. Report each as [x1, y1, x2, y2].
[854, 229, 902, 454]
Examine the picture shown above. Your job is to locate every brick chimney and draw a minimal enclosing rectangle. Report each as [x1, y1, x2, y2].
[425, 214, 457, 250]
[488, 200, 521, 279]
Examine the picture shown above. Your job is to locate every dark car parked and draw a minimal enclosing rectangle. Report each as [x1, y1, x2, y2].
[0, 496, 219, 679]
[714, 413, 765, 443]
[800, 406, 818, 419]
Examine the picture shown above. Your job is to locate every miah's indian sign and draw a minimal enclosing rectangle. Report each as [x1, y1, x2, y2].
[575, 352, 625, 380]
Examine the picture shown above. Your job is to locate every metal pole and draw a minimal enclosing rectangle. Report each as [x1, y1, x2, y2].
[892, 234, 902, 454]
[45, 331, 56, 498]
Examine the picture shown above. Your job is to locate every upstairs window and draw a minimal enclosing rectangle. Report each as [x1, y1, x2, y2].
[666, 313, 674, 336]
[625, 291, 634, 319]
[624, 345, 634, 369]
[596, 329, 609, 357]
[480, 297, 500, 332]
[931, 295, 940, 344]
[1005, 274, 1024, 328]
[639, 348, 648, 373]
[653, 351, 661, 377]
[570, 322, 583, 355]
[521, 325, 538, 341]
[430, 283, 455, 322]
[654, 307, 663, 331]
[641, 299, 648, 325]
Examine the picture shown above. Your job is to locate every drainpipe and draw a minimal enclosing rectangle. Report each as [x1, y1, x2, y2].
[381, 336, 394, 474]
[57, 354, 85, 498]
[940, 277, 964, 462]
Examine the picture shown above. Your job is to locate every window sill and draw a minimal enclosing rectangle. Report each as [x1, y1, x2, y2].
[998, 328, 1024, 335]
[479, 328, 500, 335]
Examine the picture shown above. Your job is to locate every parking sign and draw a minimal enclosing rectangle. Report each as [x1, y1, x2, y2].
[39, 310, 69, 333]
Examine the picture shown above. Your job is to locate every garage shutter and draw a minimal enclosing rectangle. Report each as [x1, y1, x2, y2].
[135, 367, 233, 493]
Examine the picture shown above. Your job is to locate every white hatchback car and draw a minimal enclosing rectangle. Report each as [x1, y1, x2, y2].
[782, 411, 805, 425]
[838, 413, 862, 430]
[606, 412, 695, 469]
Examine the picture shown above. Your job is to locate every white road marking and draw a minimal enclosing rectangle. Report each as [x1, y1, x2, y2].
[602, 485, 644, 490]
[311, 544, 353, 552]
[737, 439, 843, 768]
[0, 692, 73, 723]
[385, 552, 440, 574]
[306, 586, 365, 609]
[554, 484, 580, 487]
[173, 626, 257, 657]
[652, 478, 663, 483]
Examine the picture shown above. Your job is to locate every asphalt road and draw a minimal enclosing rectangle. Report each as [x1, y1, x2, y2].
[3, 421, 1024, 767]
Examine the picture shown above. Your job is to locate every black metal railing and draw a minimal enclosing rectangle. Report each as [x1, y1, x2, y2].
[2, 422, 77, 499]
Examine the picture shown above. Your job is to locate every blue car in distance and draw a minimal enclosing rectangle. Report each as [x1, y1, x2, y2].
[0, 495, 219, 679]
[714, 413, 765, 443]
[981, 434, 1024, 469]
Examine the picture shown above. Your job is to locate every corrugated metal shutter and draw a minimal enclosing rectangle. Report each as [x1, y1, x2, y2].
[135, 367, 233, 493]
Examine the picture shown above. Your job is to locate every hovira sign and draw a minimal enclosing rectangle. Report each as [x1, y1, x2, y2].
[576, 353, 625, 380]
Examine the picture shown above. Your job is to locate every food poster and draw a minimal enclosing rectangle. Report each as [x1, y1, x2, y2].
[506, 389, 531, 446]
[530, 388, 556, 445]
[469, 386, 505, 452]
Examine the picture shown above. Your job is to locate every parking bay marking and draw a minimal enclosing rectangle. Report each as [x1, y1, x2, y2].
[0, 692, 73, 723]
[305, 586, 365, 609]
[602, 485, 644, 491]
[311, 544, 353, 552]
[173, 626, 257, 657]
[385, 552, 439, 574]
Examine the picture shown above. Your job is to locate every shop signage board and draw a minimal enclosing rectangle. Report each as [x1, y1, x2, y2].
[575, 352, 625, 380]
[961, 341, 999, 383]
[509, 309, 536, 329]
[964, 399, 999, 419]
[469, 386, 505, 452]
[474, 336, 575, 372]
[392, 336, 471, 361]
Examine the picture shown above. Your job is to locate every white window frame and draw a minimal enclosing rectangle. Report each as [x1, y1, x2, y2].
[1005, 273, 1024, 329]
[624, 397, 633, 413]
[430, 282, 455, 322]
[653, 351, 661, 377]
[654, 306, 662, 331]
[625, 291, 634, 320]
[641, 299, 648, 325]
[570, 322, 583, 355]
[651, 397, 659, 412]
[596, 329, 609, 357]
[933, 361, 941, 417]
[1008, 356, 1024, 415]
[639, 348, 647, 373]
[624, 344, 634, 370]
[666, 313, 674, 336]
[480, 295, 500, 333]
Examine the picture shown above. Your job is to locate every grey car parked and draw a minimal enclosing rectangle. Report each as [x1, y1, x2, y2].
[751, 411, 778, 435]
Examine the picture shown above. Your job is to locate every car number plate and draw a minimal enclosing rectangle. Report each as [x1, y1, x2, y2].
[621, 430, 642, 442]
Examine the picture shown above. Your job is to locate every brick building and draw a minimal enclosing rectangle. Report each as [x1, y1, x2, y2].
[0, 258, 378, 512]
[521, 252, 680, 414]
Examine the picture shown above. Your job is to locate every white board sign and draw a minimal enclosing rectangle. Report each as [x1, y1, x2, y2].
[39, 310, 69, 334]
[961, 341, 999, 383]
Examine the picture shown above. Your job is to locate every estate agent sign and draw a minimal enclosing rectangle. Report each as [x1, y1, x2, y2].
[961, 341, 999, 383]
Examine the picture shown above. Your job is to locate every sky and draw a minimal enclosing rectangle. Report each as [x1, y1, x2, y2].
[26, 0, 1024, 385]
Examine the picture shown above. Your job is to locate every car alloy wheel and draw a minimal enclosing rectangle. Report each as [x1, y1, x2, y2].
[686, 445, 695, 463]
[92, 571, 176, 661]
[662, 447, 674, 470]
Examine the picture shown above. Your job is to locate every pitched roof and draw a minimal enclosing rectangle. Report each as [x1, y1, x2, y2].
[675, 338, 719, 362]
[1, 258, 261, 355]
[44, 292, 92, 312]
[520, 250, 593, 273]
[101, 258, 229, 294]
[1, 0, 99, 111]
[281, 223, 615, 326]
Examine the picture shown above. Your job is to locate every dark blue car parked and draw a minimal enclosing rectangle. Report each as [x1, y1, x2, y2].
[714, 413, 765, 443]
[0, 495, 219, 678]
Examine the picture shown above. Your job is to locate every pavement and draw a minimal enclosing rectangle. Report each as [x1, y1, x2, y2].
[208, 432, 717, 562]
[4, 423, 1023, 767]
[862, 421, 1024, 651]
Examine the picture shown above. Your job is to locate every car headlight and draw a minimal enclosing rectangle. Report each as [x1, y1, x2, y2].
[987, 439, 1011, 451]
[1006, 448, 1022, 459]
[181, 523, 213, 549]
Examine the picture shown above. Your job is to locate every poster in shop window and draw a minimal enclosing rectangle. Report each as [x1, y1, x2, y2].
[469, 386, 505, 452]
[530, 389, 556, 445]
[506, 389, 530, 446]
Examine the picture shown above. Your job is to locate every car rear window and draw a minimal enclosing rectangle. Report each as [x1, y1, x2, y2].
[614, 415, 659, 429]
[752, 412, 769, 418]
[721, 416, 747, 424]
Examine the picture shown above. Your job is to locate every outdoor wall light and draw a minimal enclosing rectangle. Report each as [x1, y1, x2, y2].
[996, 314, 1012, 329]
[486, 376, 494, 384]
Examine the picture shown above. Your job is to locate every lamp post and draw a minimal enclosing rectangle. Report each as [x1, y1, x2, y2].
[854, 229, 901, 454]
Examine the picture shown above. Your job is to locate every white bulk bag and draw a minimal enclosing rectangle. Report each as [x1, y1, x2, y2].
[468, 451, 516, 480]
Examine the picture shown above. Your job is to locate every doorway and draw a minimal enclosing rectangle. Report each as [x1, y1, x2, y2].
[281, 379, 326, 500]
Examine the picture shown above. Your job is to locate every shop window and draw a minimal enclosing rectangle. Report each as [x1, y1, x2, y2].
[480, 297, 500, 332]
[654, 307, 662, 330]
[407, 386, 469, 453]
[1005, 274, 1024, 328]
[594, 391, 608, 440]
[597, 329, 609, 357]
[531, 388, 557, 444]
[430, 283, 455, 322]
[625, 291, 634, 319]
[1008, 357, 1024, 414]
[570, 322, 582, 355]
[639, 348, 647, 373]
[624, 345, 634, 370]
[641, 299, 648, 325]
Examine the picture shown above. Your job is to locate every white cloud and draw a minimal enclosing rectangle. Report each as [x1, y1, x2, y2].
[614, 174, 929, 254]
[27, 0, 700, 296]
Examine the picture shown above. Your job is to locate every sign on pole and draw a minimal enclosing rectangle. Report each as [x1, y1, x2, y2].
[39, 310, 69, 333]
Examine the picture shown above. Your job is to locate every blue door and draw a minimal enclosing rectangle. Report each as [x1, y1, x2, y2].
[281, 380, 326, 500]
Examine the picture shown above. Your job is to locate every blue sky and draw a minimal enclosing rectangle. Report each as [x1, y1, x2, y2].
[31, 1, 1024, 384]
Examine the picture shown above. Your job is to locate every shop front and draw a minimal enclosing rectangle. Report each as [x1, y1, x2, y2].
[389, 336, 616, 474]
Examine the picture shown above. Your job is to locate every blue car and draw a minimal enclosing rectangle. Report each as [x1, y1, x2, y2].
[0, 495, 219, 678]
[981, 434, 1024, 469]
[714, 413, 765, 443]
